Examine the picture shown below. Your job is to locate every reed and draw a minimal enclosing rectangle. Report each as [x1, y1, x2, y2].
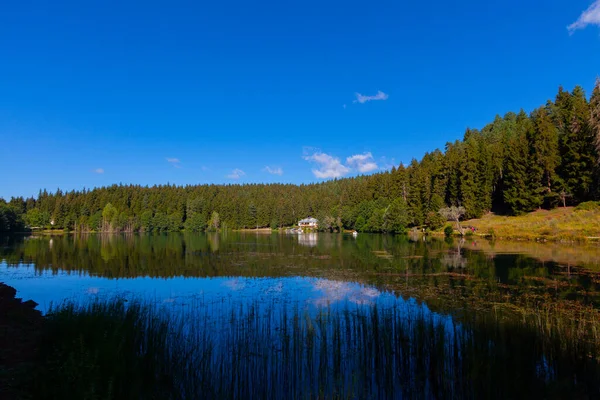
[26, 298, 600, 399]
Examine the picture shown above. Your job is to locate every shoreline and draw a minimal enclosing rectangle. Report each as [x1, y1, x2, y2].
[17, 229, 600, 244]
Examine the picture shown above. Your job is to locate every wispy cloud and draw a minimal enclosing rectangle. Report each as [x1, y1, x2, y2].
[346, 152, 379, 173]
[303, 151, 350, 179]
[227, 168, 246, 179]
[93, 168, 104, 174]
[353, 90, 389, 104]
[264, 166, 284, 176]
[379, 156, 397, 171]
[166, 157, 181, 168]
[568, 0, 600, 33]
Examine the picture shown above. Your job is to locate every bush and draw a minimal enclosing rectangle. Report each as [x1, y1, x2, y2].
[574, 201, 600, 212]
[444, 225, 454, 237]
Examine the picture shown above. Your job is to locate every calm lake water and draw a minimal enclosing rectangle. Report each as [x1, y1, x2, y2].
[1, 232, 600, 315]
[3, 232, 600, 397]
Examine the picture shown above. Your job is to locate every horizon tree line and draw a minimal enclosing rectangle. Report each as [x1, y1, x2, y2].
[1, 80, 599, 234]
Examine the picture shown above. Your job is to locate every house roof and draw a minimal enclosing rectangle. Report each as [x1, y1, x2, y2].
[299, 217, 318, 224]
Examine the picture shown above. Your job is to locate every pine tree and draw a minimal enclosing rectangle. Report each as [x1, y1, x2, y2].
[555, 86, 595, 202]
[528, 107, 560, 205]
[503, 111, 535, 214]
[590, 78, 600, 197]
[459, 129, 483, 218]
[591, 79, 600, 161]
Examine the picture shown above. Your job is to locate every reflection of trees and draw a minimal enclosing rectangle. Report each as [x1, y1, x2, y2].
[2, 233, 599, 311]
[207, 233, 220, 252]
[440, 238, 468, 269]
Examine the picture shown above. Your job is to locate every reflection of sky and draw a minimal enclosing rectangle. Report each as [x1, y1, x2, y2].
[312, 280, 381, 306]
[2, 262, 408, 315]
[0, 261, 458, 361]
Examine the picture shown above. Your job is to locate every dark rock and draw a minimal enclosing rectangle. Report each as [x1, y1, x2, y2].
[22, 300, 39, 309]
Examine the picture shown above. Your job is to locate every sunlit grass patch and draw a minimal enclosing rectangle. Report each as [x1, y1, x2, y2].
[467, 208, 600, 242]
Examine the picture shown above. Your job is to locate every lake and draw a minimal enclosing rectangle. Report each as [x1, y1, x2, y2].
[2, 232, 600, 313]
[2, 232, 600, 398]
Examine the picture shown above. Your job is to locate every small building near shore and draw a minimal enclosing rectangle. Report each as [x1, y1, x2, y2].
[298, 217, 318, 228]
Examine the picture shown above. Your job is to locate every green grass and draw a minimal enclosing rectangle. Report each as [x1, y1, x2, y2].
[21, 298, 600, 399]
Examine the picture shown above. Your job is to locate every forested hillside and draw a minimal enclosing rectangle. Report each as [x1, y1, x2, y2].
[2, 81, 599, 233]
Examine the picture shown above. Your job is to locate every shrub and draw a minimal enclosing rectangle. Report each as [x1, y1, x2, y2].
[444, 225, 454, 237]
[574, 201, 600, 212]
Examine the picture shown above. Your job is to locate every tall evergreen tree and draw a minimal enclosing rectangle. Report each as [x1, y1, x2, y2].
[592, 79, 600, 161]
[459, 129, 484, 218]
[503, 111, 535, 214]
[528, 107, 560, 205]
[590, 78, 600, 197]
[555, 86, 595, 202]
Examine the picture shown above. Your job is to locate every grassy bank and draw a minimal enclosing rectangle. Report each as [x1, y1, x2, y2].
[462, 206, 600, 242]
[12, 297, 600, 399]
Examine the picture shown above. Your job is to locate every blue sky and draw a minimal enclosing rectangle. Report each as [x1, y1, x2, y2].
[1, 0, 599, 200]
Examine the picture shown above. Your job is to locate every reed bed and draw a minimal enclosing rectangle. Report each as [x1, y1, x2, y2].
[26, 298, 600, 399]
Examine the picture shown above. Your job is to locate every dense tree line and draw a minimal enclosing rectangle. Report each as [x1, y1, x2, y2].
[2, 81, 599, 234]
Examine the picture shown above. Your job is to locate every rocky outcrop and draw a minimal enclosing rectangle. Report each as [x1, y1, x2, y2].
[0, 283, 43, 400]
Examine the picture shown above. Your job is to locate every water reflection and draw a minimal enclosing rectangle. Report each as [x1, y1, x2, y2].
[297, 233, 318, 247]
[440, 238, 468, 269]
[1, 233, 599, 397]
[312, 279, 381, 306]
[0, 259, 395, 315]
[1, 232, 600, 314]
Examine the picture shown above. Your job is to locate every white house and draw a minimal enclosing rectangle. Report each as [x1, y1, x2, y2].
[298, 217, 318, 228]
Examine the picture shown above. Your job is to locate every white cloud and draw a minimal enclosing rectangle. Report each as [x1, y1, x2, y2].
[346, 152, 379, 173]
[303, 152, 350, 179]
[227, 168, 246, 179]
[264, 166, 283, 176]
[93, 168, 104, 174]
[166, 158, 181, 168]
[354, 90, 389, 104]
[568, 0, 600, 33]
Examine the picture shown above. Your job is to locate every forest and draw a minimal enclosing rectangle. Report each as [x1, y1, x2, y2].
[1, 81, 599, 234]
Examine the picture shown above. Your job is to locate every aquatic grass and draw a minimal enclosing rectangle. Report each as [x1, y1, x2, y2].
[29, 299, 180, 400]
[22, 297, 600, 399]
